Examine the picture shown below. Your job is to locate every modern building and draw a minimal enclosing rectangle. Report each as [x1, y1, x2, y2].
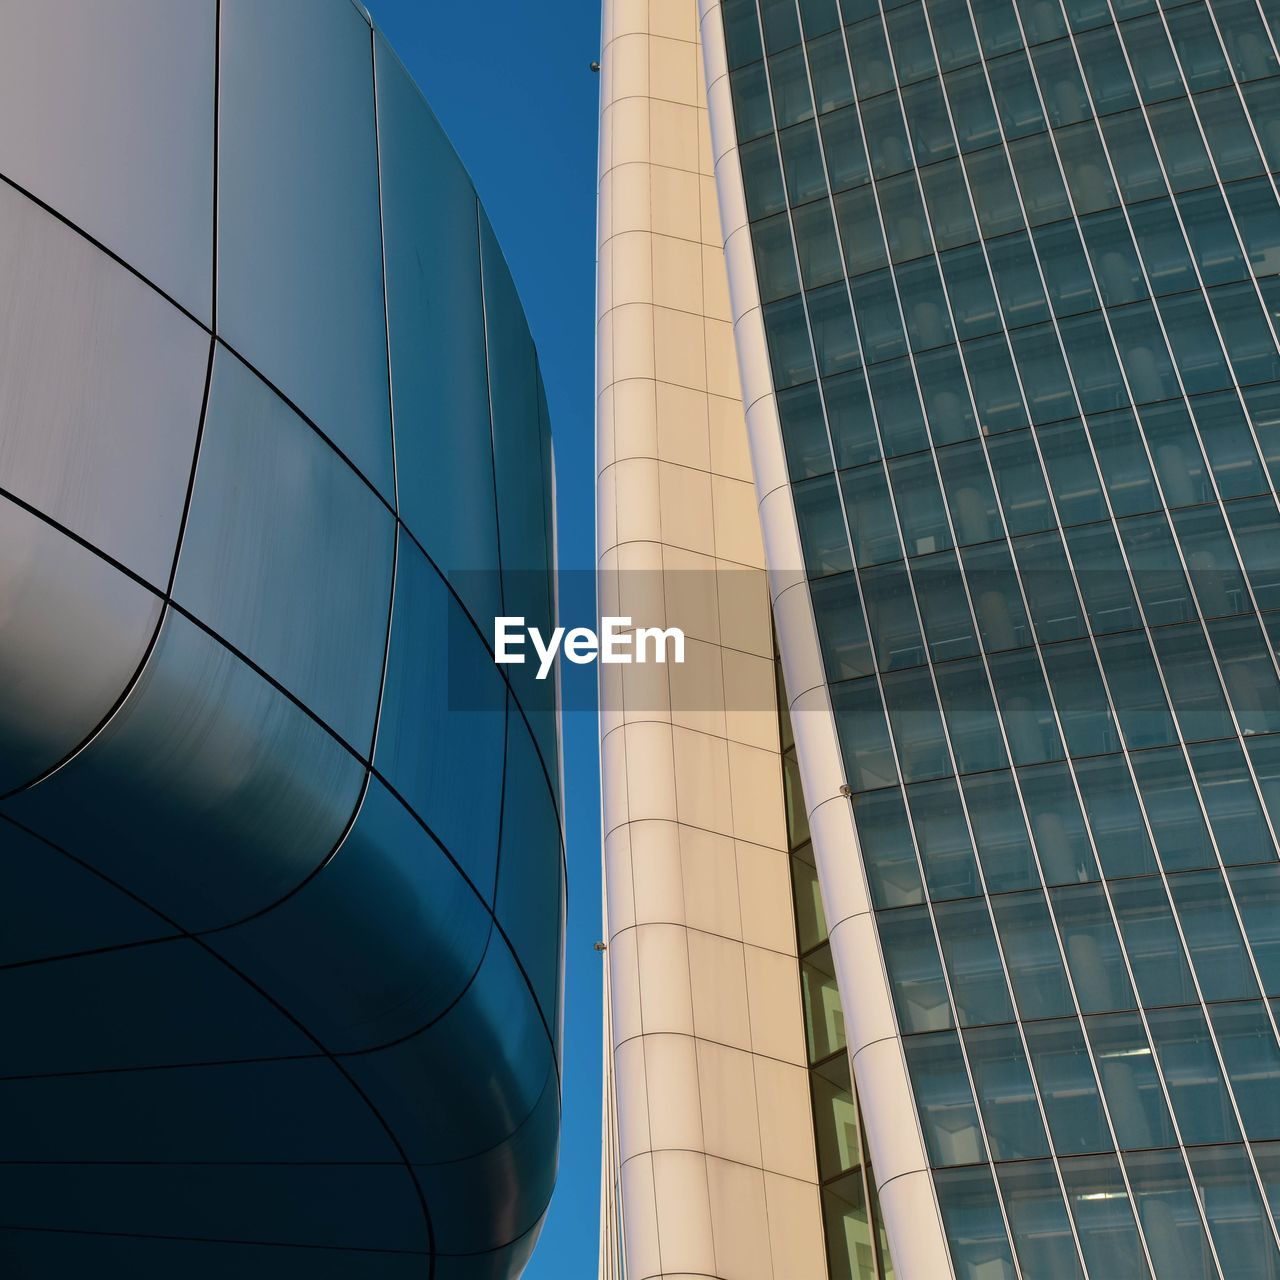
[598, 0, 1280, 1277]
[0, 2, 562, 1277]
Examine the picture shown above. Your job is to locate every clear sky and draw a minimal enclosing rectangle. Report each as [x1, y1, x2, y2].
[363, 1, 604, 1275]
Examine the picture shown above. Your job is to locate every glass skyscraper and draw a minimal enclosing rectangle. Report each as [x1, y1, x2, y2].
[0, 2, 562, 1276]
[599, 0, 1280, 1275]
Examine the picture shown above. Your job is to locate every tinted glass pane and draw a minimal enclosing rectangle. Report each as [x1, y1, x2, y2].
[1025, 1018, 1112, 1156]
[1147, 1004, 1242, 1145]
[1124, 1148, 1218, 1280]
[1061, 1154, 1151, 1280]
[1187, 1143, 1280, 1280]
[1167, 869, 1261, 1001]
[854, 786, 926, 907]
[905, 1032, 987, 1166]
[936, 1166, 1016, 1280]
[935, 898, 1014, 1025]
[996, 1160, 1084, 1279]
[963, 771, 1040, 892]
[1051, 883, 1136, 1014]
[1230, 863, 1280, 996]
[910, 777, 982, 900]
[1210, 1002, 1280, 1141]
[1088, 1012, 1178, 1151]
[1110, 876, 1199, 1009]
[992, 890, 1076, 1019]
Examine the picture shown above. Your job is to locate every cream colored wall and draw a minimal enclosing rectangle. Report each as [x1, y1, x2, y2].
[596, 3, 826, 1278]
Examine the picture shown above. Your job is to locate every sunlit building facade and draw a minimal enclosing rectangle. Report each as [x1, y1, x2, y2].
[0, 2, 562, 1276]
[601, 0, 1280, 1275]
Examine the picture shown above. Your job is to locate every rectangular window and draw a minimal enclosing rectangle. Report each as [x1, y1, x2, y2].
[808, 284, 862, 380]
[1146, 1003, 1242, 1145]
[826, 366, 880, 467]
[1050, 882, 1137, 1014]
[1043, 640, 1120, 759]
[890, 453, 954, 556]
[1131, 747, 1217, 871]
[1060, 1154, 1151, 1280]
[1024, 1019, 1113, 1156]
[965, 542, 1035, 653]
[880, 905, 954, 1032]
[937, 438, 1002, 545]
[811, 570, 875, 679]
[1191, 738, 1276, 863]
[1168, 868, 1261, 1001]
[1111, 875, 1199, 1008]
[1123, 1149, 1217, 1276]
[863, 561, 927, 671]
[1096, 631, 1178, 749]
[917, 345, 979, 445]
[795, 473, 854, 576]
[1088, 408, 1160, 517]
[992, 889, 1077, 1018]
[883, 666, 953, 782]
[1056, 119, 1120, 215]
[1208, 1002, 1280, 1141]
[935, 1166, 1017, 1280]
[936, 898, 1014, 1025]
[1229, 863, 1280, 996]
[1088, 1012, 1178, 1150]
[936, 656, 1010, 774]
[841, 462, 903, 567]
[997, 1161, 1086, 1279]
[903, 77, 957, 165]
[1020, 759, 1099, 886]
[779, 382, 835, 481]
[854, 785, 926, 907]
[963, 770, 1041, 891]
[1015, 529, 1088, 642]
[914, 551, 981, 661]
[965, 1023, 1052, 1160]
[1187, 1142, 1280, 1277]
[833, 675, 898, 791]
[906, 1032, 988, 1166]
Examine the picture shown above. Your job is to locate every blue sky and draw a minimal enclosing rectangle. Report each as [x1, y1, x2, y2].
[364, 1, 604, 1274]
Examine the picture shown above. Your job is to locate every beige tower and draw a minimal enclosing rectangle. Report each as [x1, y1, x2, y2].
[595, 3, 829, 1278]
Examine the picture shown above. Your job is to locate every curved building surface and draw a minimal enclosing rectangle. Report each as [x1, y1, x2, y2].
[0, 2, 563, 1276]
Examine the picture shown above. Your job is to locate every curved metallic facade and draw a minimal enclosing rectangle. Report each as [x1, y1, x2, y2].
[702, 0, 1280, 1275]
[0, 2, 562, 1276]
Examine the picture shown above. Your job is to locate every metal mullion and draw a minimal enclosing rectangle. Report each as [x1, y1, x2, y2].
[899, 4, 1247, 1271]
[996, 0, 1280, 1258]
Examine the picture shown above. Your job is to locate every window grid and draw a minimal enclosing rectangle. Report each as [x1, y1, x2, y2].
[745, 8, 1037, 1270]
[723, 0, 1280, 1270]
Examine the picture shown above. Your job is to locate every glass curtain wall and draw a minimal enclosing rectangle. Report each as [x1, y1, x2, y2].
[725, 0, 1280, 1274]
